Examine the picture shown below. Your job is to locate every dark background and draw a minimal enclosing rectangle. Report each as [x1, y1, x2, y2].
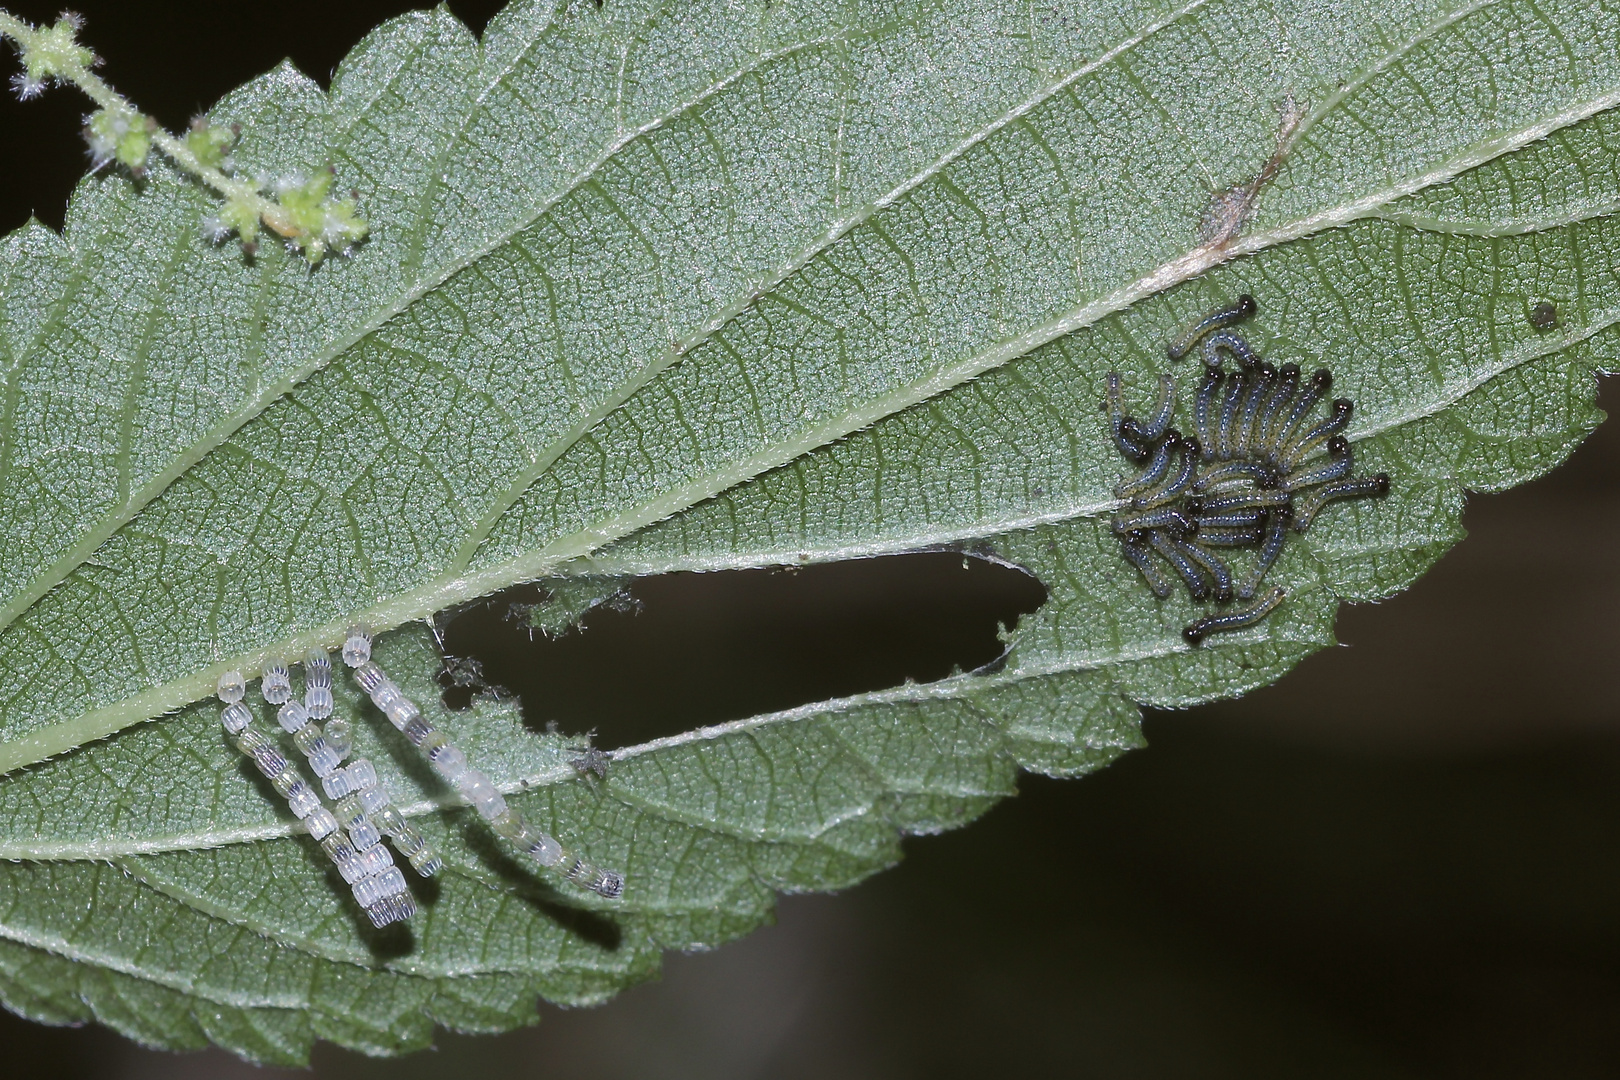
[4, 3, 1620, 1077]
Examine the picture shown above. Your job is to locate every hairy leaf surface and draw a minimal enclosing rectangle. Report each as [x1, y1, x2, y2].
[0, 0, 1614, 1061]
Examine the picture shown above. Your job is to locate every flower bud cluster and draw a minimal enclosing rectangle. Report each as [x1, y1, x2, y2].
[85, 106, 154, 172]
[2, 12, 367, 265]
[185, 114, 237, 172]
[201, 166, 367, 262]
[8, 11, 92, 101]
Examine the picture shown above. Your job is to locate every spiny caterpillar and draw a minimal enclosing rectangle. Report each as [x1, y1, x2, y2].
[215, 627, 623, 929]
[1109, 296, 1389, 645]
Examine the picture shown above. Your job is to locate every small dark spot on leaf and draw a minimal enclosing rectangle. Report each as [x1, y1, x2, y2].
[1530, 301, 1559, 331]
[440, 655, 486, 689]
[571, 746, 612, 779]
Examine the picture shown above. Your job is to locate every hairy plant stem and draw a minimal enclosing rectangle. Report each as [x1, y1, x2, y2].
[0, 9, 319, 242]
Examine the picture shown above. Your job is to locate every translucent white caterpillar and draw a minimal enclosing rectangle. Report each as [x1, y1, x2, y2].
[286, 649, 445, 882]
[341, 626, 624, 899]
[218, 628, 621, 927]
[217, 668, 412, 928]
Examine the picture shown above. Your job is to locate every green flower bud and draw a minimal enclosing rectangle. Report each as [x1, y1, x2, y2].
[218, 196, 260, 243]
[265, 167, 369, 262]
[85, 107, 151, 172]
[21, 13, 93, 84]
[186, 117, 236, 173]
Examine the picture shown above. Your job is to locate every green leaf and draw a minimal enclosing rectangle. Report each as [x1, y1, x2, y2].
[0, 0, 1615, 1061]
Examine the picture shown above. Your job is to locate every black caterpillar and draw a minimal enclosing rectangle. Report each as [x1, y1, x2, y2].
[1109, 296, 1389, 645]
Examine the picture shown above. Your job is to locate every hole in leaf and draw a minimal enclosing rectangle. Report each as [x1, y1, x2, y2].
[437, 551, 1047, 749]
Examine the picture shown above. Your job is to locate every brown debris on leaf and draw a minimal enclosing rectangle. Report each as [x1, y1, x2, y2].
[1199, 93, 1307, 249]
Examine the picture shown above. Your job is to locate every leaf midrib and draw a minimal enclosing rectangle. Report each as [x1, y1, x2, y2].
[0, 0, 1210, 770]
[5, 3, 1617, 777]
[0, 590, 1320, 861]
[442, 0, 1217, 573]
[578, 288, 1620, 577]
[0, 21, 856, 640]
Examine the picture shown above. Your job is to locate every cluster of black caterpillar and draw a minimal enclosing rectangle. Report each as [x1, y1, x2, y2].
[1108, 296, 1390, 645]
